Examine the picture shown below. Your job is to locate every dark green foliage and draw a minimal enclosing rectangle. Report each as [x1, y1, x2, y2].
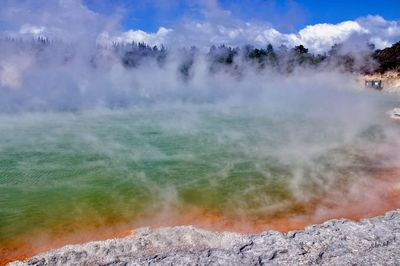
[245, 44, 278, 69]
[1, 37, 399, 80]
[326, 42, 377, 73]
[178, 46, 198, 81]
[208, 45, 239, 74]
[118, 42, 167, 68]
[294, 45, 308, 55]
[209, 45, 238, 65]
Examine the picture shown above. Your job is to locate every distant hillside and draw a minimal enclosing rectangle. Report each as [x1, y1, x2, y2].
[374, 41, 400, 73]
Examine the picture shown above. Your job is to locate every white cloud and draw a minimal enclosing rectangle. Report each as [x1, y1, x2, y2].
[356, 15, 400, 49]
[99, 27, 172, 46]
[295, 21, 369, 53]
[110, 15, 400, 53]
[0, 0, 110, 42]
[19, 24, 46, 35]
[1, 0, 399, 52]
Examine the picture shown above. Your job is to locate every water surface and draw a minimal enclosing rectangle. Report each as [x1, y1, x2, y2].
[1, 101, 400, 262]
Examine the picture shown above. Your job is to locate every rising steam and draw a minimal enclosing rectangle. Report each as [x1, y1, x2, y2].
[1, 0, 400, 263]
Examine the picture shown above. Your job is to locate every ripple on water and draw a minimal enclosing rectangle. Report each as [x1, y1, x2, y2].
[0, 106, 400, 264]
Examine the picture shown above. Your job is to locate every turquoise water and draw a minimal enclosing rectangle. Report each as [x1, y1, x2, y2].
[0, 102, 399, 256]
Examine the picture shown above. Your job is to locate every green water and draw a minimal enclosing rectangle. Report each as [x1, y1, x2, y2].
[0, 104, 398, 246]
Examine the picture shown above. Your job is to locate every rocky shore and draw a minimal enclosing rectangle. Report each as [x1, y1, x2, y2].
[364, 70, 400, 92]
[9, 209, 400, 265]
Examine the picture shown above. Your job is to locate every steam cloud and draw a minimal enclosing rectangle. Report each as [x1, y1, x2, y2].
[0, 1, 400, 259]
[0, 0, 399, 205]
[0, 0, 399, 111]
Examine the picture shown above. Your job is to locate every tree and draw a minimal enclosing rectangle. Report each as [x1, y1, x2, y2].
[294, 45, 308, 55]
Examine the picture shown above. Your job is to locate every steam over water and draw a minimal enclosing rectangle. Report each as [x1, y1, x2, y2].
[1, 89, 400, 260]
[2, 2, 400, 264]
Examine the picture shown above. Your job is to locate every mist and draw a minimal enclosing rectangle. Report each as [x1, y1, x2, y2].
[1, 34, 399, 214]
[1, 0, 400, 262]
[0, 38, 383, 111]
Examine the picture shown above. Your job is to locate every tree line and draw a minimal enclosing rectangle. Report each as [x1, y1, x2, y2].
[1, 37, 399, 79]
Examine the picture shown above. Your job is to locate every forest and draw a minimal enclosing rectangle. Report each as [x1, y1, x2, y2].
[1, 37, 399, 81]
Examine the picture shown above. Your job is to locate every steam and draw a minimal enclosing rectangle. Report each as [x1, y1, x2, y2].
[1, 1, 400, 262]
[0, 0, 399, 213]
[0, 0, 399, 111]
[0, 38, 386, 112]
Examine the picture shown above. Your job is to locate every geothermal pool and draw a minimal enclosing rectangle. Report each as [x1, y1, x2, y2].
[1, 97, 400, 261]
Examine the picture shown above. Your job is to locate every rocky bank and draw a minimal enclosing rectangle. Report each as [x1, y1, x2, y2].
[364, 70, 400, 92]
[9, 209, 400, 265]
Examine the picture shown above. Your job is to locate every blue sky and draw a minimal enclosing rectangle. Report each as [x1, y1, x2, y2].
[1, 0, 398, 51]
[84, 0, 400, 33]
